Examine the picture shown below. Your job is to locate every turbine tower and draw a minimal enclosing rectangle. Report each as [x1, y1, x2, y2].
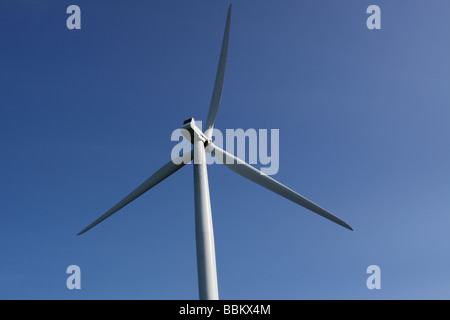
[77, 5, 352, 300]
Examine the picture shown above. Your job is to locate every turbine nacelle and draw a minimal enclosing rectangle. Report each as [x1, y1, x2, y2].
[182, 117, 212, 146]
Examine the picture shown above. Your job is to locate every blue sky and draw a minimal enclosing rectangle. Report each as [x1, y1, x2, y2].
[1, 0, 450, 299]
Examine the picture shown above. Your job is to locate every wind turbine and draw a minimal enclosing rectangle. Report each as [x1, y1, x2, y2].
[77, 4, 353, 300]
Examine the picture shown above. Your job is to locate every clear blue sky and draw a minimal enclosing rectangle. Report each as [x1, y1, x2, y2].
[1, 0, 449, 299]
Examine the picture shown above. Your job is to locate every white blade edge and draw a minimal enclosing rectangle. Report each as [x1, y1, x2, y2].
[77, 151, 193, 235]
[208, 143, 353, 231]
[204, 4, 232, 139]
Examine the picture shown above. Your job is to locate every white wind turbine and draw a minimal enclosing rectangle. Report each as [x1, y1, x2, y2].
[78, 5, 353, 300]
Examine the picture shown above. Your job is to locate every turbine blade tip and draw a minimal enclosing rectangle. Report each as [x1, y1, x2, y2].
[77, 227, 89, 235]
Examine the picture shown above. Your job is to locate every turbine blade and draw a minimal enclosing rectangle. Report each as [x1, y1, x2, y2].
[208, 143, 353, 231]
[77, 151, 193, 235]
[204, 4, 232, 139]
